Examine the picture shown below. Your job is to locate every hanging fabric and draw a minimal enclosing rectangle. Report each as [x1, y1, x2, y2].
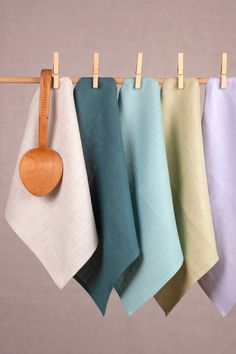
[199, 77, 236, 316]
[73, 77, 140, 315]
[115, 78, 183, 315]
[154, 78, 219, 314]
[5, 77, 98, 289]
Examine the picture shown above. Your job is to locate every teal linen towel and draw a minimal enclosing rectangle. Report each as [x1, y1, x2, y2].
[115, 78, 184, 315]
[73, 78, 140, 315]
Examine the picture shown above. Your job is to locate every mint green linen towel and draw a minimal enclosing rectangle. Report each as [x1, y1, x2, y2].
[115, 78, 183, 315]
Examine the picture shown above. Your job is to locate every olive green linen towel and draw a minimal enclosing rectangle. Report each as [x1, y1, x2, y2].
[154, 78, 219, 314]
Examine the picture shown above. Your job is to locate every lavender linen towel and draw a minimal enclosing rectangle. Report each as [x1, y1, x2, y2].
[199, 77, 236, 316]
[5, 78, 98, 289]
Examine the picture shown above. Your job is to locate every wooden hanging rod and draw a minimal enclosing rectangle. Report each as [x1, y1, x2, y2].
[0, 76, 209, 85]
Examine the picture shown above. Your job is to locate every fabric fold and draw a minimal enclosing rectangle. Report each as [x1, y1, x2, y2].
[5, 77, 98, 289]
[154, 78, 219, 314]
[73, 78, 140, 315]
[115, 78, 183, 315]
[199, 77, 236, 316]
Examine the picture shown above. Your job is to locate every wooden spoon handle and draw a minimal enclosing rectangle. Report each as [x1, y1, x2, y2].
[39, 69, 52, 148]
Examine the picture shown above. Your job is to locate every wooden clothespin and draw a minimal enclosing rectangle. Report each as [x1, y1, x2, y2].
[93, 52, 99, 88]
[177, 52, 184, 89]
[220, 52, 228, 89]
[53, 52, 59, 89]
[135, 52, 143, 89]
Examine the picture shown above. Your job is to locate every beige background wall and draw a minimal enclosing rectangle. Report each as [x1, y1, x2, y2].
[1, 1, 236, 353]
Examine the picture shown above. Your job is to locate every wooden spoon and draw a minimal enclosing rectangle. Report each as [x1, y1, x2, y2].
[19, 69, 63, 196]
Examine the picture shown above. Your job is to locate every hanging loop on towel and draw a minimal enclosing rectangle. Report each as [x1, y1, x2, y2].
[135, 52, 143, 89]
[53, 52, 59, 89]
[177, 52, 184, 89]
[93, 52, 99, 88]
[220, 52, 228, 89]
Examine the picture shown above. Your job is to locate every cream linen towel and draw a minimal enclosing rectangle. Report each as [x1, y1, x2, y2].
[154, 78, 219, 314]
[5, 77, 98, 289]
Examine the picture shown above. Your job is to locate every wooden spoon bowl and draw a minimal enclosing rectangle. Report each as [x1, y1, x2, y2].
[19, 147, 63, 196]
